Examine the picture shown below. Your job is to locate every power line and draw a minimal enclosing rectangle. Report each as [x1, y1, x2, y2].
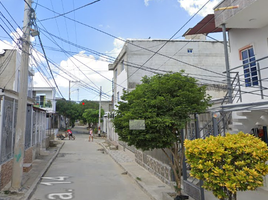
[35, 49, 111, 98]
[60, 0, 71, 51]
[36, 25, 105, 92]
[0, 48, 16, 79]
[0, 25, 22, 50]
[33, 0, 253, 101]
[50, 69, 111, 99]
[39, 0, 100, 22]
[37, 26, 238, 101]
[36, 24, 122, 92]
[48, 0, 64, 48]
[37, 26, 227, 90]
[126, 0, 212, 82]
[36, 32, 64, 98]
[35, 2, 225, 78]
[30, 49, 54, 87]
[0, 2, 22, 30]
[72, 0, 78, 52]
[0, 13, 20, 40]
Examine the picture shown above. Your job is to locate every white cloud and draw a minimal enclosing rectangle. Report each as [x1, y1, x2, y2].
[144, 0, 151, 6]
[178, 0, 221, 17]
[33, 38, 124, 101]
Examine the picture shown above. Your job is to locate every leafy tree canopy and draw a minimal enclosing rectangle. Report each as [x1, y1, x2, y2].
[82, 108, 104, 125]
[56, 99, 100, 125]
[113, 72, 211, 194]
[113, 72, 211, 151]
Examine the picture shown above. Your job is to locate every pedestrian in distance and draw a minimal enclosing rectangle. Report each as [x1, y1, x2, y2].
[67, 129, 75, 140]
[89, 128, 93, 142]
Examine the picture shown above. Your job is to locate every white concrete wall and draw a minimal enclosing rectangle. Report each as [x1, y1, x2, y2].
[34, 87, 56, 112]
[229, 25, 268, 103]
[114, 64, 128, 109]
[109, 39, 227, 143]
[126, 40, 226, 92]
[0, 50, 20, 91]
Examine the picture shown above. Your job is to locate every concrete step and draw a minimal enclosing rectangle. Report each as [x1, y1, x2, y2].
[23, 163, 32, 172]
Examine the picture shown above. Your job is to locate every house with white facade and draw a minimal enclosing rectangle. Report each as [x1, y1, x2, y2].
[0, 49, 50, 190]
[108, 39, 228, 141]
[33, 87, 56, 113]
[109, 39, 227, 104]
[184, 0, 268, 190]
[106, 38, 230, 187]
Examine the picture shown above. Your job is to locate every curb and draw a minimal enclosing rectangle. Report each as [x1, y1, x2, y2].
[98, 142, 156, 200]
[21, 142, 65, 200]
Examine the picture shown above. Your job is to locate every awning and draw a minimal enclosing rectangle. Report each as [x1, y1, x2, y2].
[183, 14, 230, 36]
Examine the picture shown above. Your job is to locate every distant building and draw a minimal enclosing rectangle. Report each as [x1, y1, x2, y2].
[32, 87, 56, 113]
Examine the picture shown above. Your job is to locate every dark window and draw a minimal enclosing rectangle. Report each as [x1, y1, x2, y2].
[241, 47, 258, 87]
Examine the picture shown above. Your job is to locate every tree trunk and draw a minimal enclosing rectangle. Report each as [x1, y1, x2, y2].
[162, 148, 182, 195]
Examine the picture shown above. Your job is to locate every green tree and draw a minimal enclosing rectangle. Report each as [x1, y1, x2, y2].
[78, 100, 99, 124]
[184, 132, 268, 200]
[56, 99, 77, 127]
[56, 99, 100, 127]
[82, 108, 104, 131]
[113, 72, 211, 196]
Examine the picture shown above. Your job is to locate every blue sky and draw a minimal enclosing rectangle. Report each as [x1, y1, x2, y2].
[0, 0, 222, 101]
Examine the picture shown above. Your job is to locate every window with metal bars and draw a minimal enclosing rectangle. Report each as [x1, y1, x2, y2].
[241, 47, 258, 87]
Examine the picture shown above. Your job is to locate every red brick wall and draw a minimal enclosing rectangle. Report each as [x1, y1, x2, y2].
[0, 159, 13, 190]
[24, 147, 33, 163]
[0, 147, 34, 190]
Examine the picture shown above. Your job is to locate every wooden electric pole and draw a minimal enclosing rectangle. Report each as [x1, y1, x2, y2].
[11, 0, 32, 190]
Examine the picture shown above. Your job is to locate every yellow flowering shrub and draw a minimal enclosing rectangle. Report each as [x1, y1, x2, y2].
[184, 132, 268, 200]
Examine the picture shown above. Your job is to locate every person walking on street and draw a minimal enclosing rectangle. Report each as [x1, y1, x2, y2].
[67, 129, 75, 140]
[89, 128, 93, 142]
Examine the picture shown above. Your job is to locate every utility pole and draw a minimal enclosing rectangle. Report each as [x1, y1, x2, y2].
[222, 24, 232, 103]
[69, 80, 71, 101]
[98, 86, 102, 137]
[69, 80, 79, 101]
[11, 0, 32, 190]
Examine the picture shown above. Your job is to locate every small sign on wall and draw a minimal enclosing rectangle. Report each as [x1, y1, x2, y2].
[129, 120, 145, 130]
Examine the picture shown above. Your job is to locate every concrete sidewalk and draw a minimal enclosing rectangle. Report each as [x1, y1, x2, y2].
[0, 141, 64, 200]
[99, 141, 178, 200]
[99, 140, 268, 200]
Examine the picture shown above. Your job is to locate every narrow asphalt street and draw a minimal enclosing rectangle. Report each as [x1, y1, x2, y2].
[30, 125, 151, 200]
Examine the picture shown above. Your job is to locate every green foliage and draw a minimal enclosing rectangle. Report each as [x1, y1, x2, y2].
[56, 99, 100, 126]
[112, 72, 211, 194]
[113, 72, 211, 151]
[82, 108, 104, 125]
[184, 132, 268, 200]
[56, 99, 78, 126]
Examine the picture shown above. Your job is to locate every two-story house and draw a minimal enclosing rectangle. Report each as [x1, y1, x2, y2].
[107, 38, 228, 184]
[108, 38, 228, 141]
[0, 49, 49, 190]
[33, 87, 56, 113]
[184, 0, 268, 190]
